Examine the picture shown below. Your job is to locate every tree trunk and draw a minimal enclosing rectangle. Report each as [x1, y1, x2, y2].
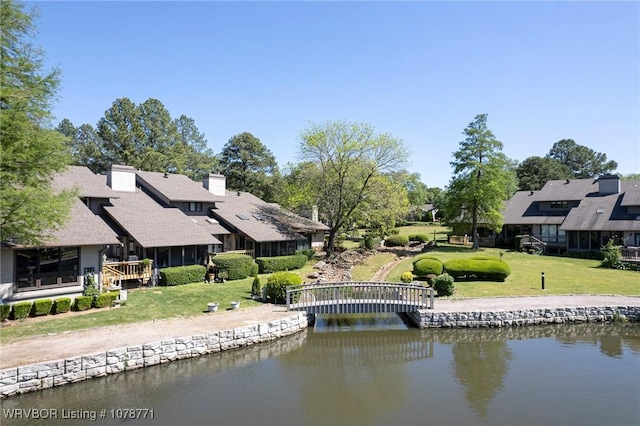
[326, 227, 338, 255]
[472, 207, 479, 251]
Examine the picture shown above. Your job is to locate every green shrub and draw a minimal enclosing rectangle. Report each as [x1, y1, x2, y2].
[73, 296, 93, 311]
[400, 271, 414, 283]
[296, 249, 317, 260]
[1, 304, 11, 321]
[11, 301, 32, 320]
[443, 258, 511, 281]
[251, 276, 262, 296]
[413, 258, 444, 276]
[159, 265, 206, 286]
[106, 291, 120, 305]
[256, 254, 307, 274]
[264, 271, 303, 304]
[600, 239, 622, 269]
[210, 254, 255, 280]
[433, 274, 455, 296]
[408, 234, 430, 243]
[53, 297, 72, 314]
[385, 235, 409, 247]
[94, 293, 111, 309]
[31, 299, 53, 316]
[250, 262, 259, 277]
[83, 272, 100, 299]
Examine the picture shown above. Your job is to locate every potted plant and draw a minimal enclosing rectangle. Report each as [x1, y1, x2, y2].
[207, 302, 218, 312]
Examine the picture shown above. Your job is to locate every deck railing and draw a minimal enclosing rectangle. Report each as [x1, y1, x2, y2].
[286, 281, 434, 314]
[620, 247, 640, 263]
[102, 260, 153, 287]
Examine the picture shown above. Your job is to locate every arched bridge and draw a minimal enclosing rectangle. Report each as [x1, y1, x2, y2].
[286, 281, 434, 314]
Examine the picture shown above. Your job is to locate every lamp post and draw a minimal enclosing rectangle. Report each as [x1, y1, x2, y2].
[541, 272, 545, 290]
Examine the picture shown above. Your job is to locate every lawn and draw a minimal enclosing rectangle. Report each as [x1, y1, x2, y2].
[385, 244, 640, 298]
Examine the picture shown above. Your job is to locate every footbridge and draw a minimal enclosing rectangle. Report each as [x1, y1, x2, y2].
[286, 281, 434, 315]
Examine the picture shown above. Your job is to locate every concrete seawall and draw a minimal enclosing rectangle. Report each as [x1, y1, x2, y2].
[0, 311, 310, 398]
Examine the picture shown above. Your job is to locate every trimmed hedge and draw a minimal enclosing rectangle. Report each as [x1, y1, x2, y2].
[413, 258, 444, 276]
[400, 271, 414, 283]
[1, 304, 11, 321]
[211, 254, 255, 280]
[408, 234, 430, 243]
[296, 249, 317, 260]
[385, 235, 409, 247]
[160, 265, 206, 286]
[443, 258, 511, 281]
[264, 271, 303, 304]
[94, 293, 112, 309]
[256, 254, 307, 274]
[251, 276, 262, 296]
[12, 301, 32, 320]
[53, 297, 72, 314]
[31, 298, 53, 316]
[73, 296, 93, 311]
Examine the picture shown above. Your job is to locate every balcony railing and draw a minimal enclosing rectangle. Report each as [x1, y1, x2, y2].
[102, 260, 153, 288]
[620, 247, 640, 263]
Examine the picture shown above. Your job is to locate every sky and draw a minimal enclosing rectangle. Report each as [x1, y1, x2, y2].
[30, 0, 640, 189]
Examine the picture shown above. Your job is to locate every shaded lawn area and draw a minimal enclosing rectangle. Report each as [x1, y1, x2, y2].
[384, 245, 640, 298]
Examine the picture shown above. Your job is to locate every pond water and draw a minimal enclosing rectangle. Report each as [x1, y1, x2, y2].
[3, 315, 639, 426]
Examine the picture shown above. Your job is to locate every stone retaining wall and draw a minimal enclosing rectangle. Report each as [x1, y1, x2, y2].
[408, 305, 640, 328]
[0, 312, 310, 398]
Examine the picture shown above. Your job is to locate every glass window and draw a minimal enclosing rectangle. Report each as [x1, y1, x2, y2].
[156, 247, 169, 268]
[14, 247, 79, 292]
[184, 246, 196, 265]
[170, 247, 182, 266]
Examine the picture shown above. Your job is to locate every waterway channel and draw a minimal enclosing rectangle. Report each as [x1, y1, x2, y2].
[2, 315, 639, 426]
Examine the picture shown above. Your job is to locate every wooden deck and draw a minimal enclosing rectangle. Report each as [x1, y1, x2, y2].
[102, 260, 153, 288]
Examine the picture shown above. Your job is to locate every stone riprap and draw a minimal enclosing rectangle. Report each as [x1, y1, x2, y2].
[0, 311, 309, 398]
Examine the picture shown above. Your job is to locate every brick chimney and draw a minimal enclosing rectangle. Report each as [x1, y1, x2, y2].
[107, 165, 136, 192]
[203, 173, 226, 196]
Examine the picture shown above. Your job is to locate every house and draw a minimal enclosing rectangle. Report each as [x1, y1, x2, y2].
[0, 166, 121, 303]
[499, 175, 640, 255]
[1, 164, 329, 302]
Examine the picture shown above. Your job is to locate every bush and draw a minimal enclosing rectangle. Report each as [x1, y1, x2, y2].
[264, 271, 303, 304]
[211, 254, 255, 280]
[73, 296, 93, 311]
[296, 249, 317, 260]
[408, 234, 430, 243]
[11, 301, 32, 320]
[53, 297, 72, 314]
[250, 262, 259, 277]
[106, 291, 120, 305]
[83, 272, 100, 299]
[433, 274, 455, 296]
[159, 265, 206, 286]
[94, 293, 112, 309]
[31, 299, 53, 316]
[256, 254, 307, 274]
[1, 304, 11, 321]
[413, 258, 444, 276]
[400, 271, 414, 283]
[251, 276, 262, 296]
[385, 235, 409, 247]
[443, 258, 511, 281]
[600, 239, 622, 269]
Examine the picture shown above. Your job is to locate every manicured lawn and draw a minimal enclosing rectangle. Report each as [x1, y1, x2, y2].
[385, 244, 640, 298]
[393, 222, 450, 242]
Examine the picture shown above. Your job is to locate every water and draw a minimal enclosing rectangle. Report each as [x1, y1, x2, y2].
[2, 315, 639, 426]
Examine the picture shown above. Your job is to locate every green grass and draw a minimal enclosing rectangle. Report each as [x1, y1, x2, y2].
[393, 223, 450, 242]
[385, 244, 640, 297]
[350, 253, 396, 281]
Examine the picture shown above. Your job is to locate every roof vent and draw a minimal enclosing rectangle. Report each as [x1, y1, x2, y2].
[206, 217, 219, 224]
[529, 191, 534, 195]
[565, 179, 570, 184]
[236, 191, 241, 196]
[164, 172, 169, 178]
[596, 208, 605, 214]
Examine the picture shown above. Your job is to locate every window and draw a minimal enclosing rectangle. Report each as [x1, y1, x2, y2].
[15, 247, 79, 292]
[183, 202, 202, 212]
[550, 201, 568, 209]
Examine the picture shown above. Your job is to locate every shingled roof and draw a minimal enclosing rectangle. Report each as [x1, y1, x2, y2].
[47, 198, 120, 247]
[501, 191, 566, 225]
[135, 170, 218, 203]
[52, 165, 117, 199]
[103, 189, 222, 248]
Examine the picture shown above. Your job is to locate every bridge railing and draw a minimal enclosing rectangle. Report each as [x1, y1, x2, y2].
[286, 281, 434, 314]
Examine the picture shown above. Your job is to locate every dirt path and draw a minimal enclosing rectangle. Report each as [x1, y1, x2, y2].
[370, 257, 406, 281]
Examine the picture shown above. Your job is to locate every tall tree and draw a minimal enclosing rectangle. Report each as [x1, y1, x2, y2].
[516, 156, 573, 190]
[57, 119, 105, 173]
[219, 132, 280, 201]
[298, 120, 409, 253]
[547, 139, 617, 178]
[96, 97, 143, 169]
[0, 0, 74, 246]
[445, 114, 514, 250]
[174, 115, 219, 181]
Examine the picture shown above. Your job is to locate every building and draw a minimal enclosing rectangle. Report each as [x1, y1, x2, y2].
[1, 165, 329, 303]
[500, 175, 640, 254]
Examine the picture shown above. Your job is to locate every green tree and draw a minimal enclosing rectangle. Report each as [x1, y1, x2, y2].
[547, 139, 617, 178]
[174, 114, 219, 180]
[620, 173, 640, 181]
[445, 114, 514, 250]
[219, 132, 280, 201]
[353, 174, 409, 237]
[516, 155, 573, 190]
[0, 0, 74, 246]
[298, 120, 409, 253]
[57, 119, 105, 173]
[96, 97, 143, 169]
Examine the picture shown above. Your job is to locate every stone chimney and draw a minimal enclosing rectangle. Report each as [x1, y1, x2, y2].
[598, 174, 620, 195]
[107, 165, 136, 192]
[203, 173, 226, 196]
[312, 205, 319, 222]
